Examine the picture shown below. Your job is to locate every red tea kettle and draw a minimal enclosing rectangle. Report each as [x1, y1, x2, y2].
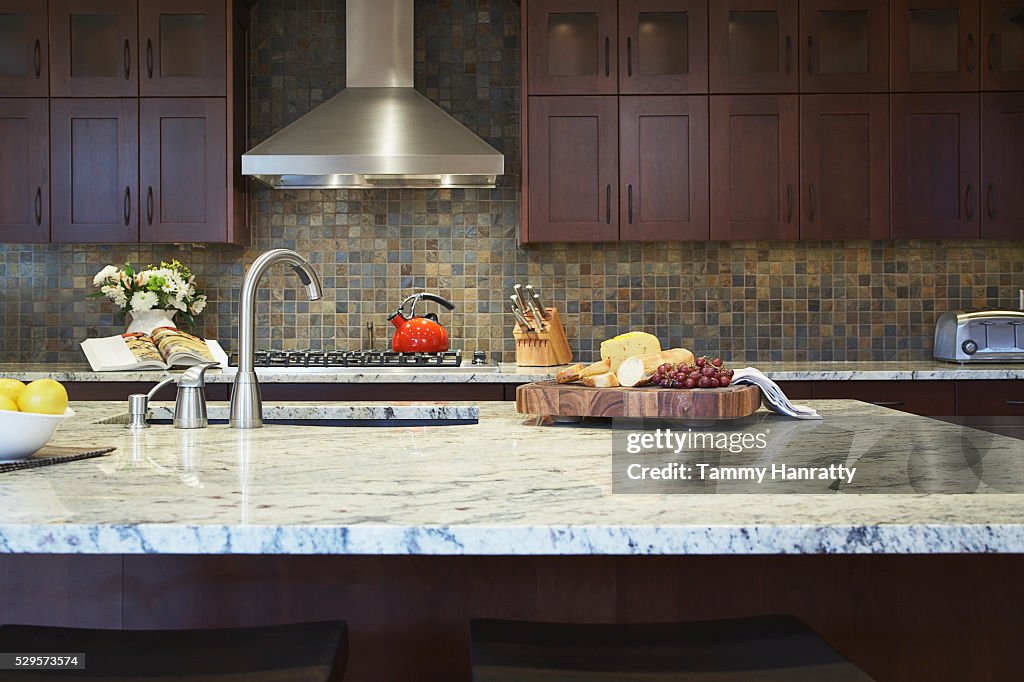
[388, 293, 456, 353]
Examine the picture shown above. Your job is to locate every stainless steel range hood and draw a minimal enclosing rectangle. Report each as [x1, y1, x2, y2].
[242, 0, 504, 189]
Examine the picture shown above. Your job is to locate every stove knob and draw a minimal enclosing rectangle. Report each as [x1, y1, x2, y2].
[472, 350, 487, 365]
[962, 339, 979, 355]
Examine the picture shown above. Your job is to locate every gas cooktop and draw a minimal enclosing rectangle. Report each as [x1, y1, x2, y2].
[226, 349, 499, 373]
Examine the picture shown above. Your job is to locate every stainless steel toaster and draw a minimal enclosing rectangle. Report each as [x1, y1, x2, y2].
[933, 310, 1024, 363]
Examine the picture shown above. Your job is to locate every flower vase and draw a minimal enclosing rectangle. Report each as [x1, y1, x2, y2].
[126, 309, 178, 335]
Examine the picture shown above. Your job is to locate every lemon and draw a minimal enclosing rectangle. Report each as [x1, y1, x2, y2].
[17, 379, 68, 415]
[0, 395, 18, 412]
[0, 378, 25, 402]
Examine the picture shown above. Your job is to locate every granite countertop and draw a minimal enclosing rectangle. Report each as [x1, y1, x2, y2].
[1, 400, 1022, 556]
[2, 360, 1024, 383]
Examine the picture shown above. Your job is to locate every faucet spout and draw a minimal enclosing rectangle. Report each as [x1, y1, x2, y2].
[229, 249, 323, 429]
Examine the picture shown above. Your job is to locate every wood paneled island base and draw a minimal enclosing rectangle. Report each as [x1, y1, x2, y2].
[2, 553, 1021, 681]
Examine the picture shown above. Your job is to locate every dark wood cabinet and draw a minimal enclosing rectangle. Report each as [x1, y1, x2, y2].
[0, 98, 47, 243]
[800, 0, 890, 92]
[709, 0, 799, 93]
[526, 96, 618, 242]
[526, 0, 618, 95]
[982, 0, 1024, 90]
[812, 380, 957, 415]
[710, 95, 800, 240]
[892, 0, 981, 91]
[891, 93, 980, 238]
[0, 1, 47, 97]
[140, 98, 226, 243]
[618, 0, 708, 94]
[139, 0, 226, 96]
[619, 96, 709, 240]
[800, 94, 890, 239]
[50, 0, 138, 97]
[981, 93, 1024, 238]
[50, 98, 139, 243]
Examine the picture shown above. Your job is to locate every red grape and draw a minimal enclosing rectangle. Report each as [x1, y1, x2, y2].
[708, 377, 719, 388]
[719, 376, 730, 387]
[684, 378, 696, 389]
[711, 357, 723, 367]
[698, 376, 711, 388]
[695, 356, 706, 368]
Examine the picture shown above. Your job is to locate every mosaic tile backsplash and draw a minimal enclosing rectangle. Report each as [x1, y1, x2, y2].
[1, 0, 1023, 365]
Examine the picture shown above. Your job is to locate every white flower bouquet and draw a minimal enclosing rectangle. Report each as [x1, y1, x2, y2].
[89, 260, 208, 327]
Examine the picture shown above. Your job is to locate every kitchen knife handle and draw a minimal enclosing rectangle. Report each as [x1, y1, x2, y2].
[34, 187, 42, 226]
[627, 36, 633, 77]
[808, 184, 816, 223]
[605, 37, 610, 77]
[123, 186, 131, 226]
[146, 38, 153, 79]
[807, 35, 815, 74]
[966, 182, 975, 222]
[33, 39, 40, 79]
[988, 33, 996, 72]
[606, 184, 611, 224]
[785, 35, 792, 75]
[786, 184, 793, 223]
[124, 39, 130, 80]
[987, 182, 996, 220]
[627, 184, 633, 224]
[147, 186, 154, 225]
[966, 33, 976, 74]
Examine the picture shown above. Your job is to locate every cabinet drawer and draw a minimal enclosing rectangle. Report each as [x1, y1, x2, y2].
[811, 381, 956, 416]
[773, 381, 813, 400]
[956, 380, 1024, 416]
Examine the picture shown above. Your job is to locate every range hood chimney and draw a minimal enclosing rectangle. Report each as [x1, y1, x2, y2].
[242, 0, 504, 189]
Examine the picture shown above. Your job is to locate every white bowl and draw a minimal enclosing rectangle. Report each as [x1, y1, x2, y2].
[0, 407, 75, 461]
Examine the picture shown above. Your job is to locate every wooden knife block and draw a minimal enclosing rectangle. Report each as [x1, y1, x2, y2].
[513, 307, 573, 367]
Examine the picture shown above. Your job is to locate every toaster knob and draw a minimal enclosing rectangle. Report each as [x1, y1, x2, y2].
[962, 340, 979, 355]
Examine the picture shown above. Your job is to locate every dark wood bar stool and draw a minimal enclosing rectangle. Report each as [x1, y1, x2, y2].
[0, 620, 347, 681]
[471, 614, 874, 681]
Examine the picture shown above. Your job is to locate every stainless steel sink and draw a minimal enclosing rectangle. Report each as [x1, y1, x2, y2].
[97, 403, 479, 426]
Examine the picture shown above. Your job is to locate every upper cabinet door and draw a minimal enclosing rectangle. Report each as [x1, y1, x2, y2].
[526, 0, 618, 95]
[140, 98, 226, 243]
[800, 0, 890, 92]
[892, 93, 980, 238]
[50, 0, 138, 96]
[981, 93, 1024, 238]
[710, 95, 800, 239]
[800, 94, 890, 239]
[618, 0, 708, 94]
[709, 1, 799, 93]
[139, 0, 226, 96]
[982, 0, 1024, 90]
[51, 98, 139, 242]
[620, 96, 709, 240]
[526, 96, 618, 242]
[892, 0, 981, 91]
[0, 1, 48, 97]
[0, 98, 48, 243]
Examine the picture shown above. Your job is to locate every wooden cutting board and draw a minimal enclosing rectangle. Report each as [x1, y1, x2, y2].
[516, 380, 762, 419]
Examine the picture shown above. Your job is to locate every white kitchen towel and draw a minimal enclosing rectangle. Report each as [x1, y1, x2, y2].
[731, 368, 822, 420]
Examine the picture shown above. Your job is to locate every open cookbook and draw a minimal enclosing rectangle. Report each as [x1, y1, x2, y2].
[80, 327, 230, 372]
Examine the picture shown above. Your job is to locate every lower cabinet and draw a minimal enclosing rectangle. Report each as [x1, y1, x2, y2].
[811, 380, 957, 416]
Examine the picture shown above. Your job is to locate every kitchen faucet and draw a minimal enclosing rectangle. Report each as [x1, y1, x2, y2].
[229, 249, 323, 428]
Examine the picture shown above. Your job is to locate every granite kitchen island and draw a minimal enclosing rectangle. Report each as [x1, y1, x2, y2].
[1, 400, 1022, 680]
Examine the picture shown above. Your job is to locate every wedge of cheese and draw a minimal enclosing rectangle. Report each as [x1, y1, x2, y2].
[600, 331, 662, 372]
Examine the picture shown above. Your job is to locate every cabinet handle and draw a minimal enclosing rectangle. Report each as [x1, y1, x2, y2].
[871, 401, 905, 407]
[146, 38, 153, 79]
[785, 35, 792, 75]
[123, 39, 130, 79]
[988, 33, 996, 72]
[808, 184, 816, 223]
[605, 37, 610, 77]
[786, 184, 793, 223]
[33, 39, 40, 79]
[606, 184, 611, 224]
[807, 35, 815, 74]
[627, 184, 633, 224]
[147, 186, 154, 225]
[34, 187, 41, 226]
[966, 33, 976, 74]
[627, 36, 633, 77]
[987, 182, 996, 220]
[123, 186, 131, 226]
[966, 182, 975, 222]
[1005, 400, 1024, 405]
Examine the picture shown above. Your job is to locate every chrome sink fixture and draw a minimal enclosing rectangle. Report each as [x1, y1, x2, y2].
[230, 249, 323, 429]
